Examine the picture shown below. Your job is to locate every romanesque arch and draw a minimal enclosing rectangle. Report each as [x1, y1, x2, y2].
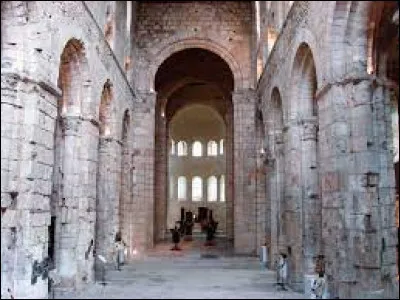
[149, 38, 244, 92]
[285, 42, 319, 291]
[52, 38, 96, 289]
[268, 87, 285, 266]
[95, 80, 116, 276]
[153, 47, 235, 246]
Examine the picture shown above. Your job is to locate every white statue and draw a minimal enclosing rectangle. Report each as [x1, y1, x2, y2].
[277, 253, 288, 290]
[311, 273, 326, 299]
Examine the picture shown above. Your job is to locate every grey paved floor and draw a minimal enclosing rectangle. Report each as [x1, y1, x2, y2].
[55, 239, 305, 299]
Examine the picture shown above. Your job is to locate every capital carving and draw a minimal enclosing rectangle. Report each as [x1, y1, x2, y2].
[301, 118, 318, 141]
[274, 130, 284, 145]
[60, 116, 81, 134]
[259, 148, 275, 168]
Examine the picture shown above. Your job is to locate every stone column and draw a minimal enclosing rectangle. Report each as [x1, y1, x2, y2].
[132, 91, 156, 252]
[284, 116, 303, 289]
[255, 143, 268, 252]
[57, 115, 98, 289]
[318, 77, 398, 298]
[301, 117, 320, 297]
[269, 128, 285, 266]
[56, 116, 81, 287]
[276, 130, 286, 259]
[155, 101, 167, 242]
[95, 137, 121, 272]
[232, 89, 257, 254]
[225, 104, 234, 242]
[346, 81, 397, 299]
[119, 132, 132, 255]
[75, 116, 98, 287]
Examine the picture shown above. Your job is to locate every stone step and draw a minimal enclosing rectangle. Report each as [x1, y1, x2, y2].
[103, 263, 277, 284]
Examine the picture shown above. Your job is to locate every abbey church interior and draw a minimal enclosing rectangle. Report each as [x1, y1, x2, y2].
[1, 1, 399, 299]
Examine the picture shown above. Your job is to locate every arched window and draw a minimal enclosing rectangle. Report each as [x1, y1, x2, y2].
[219, 139, 224, 155]
[192, 177, 202, 201]
[104, 4, 114, 48]
[207, 176, 218, 202]
[169, 176, 174, 200]
[170, 140, 175, 155]
[207, 141, 218, 156]
[177, 141, 187, 156]
[177, 176, 187, 200]
[255, 1, 261, 43]
[126, 1, 132, 37]
[220, 175, 225, 202]
[192, 141, 202, 157]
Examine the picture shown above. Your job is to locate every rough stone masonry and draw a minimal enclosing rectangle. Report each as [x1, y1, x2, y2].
[1, 1, 399, 299]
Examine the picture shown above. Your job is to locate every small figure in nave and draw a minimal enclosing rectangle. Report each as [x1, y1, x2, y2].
[170, 225, 181, 251]
[204, 217, 218, 246]
[276, 253, 288, 291]
[113, 232, 126, 271]
[311, 272, 326, 299]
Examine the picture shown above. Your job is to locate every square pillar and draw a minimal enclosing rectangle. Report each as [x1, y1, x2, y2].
[232, 89, 257, 254]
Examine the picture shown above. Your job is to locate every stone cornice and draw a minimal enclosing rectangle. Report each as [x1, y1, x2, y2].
[315, 74, 399, 100]
[1, 72, 62, 97]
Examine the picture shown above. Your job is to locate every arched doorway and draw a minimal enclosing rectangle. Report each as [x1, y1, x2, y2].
[154, 48, 234, 250]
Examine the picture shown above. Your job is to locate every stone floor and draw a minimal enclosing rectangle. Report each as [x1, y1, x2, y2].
[54, 237, 304, 299]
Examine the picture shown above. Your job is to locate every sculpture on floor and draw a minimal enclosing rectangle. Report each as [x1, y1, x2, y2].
[276, 253, 288, 291]
[311, 272, 326, 299]
[183, 211, 194, 241]
[311, 254, 327, 299]
[199, 207, 209, 232]
[113, 232, 126, 270]
[204, 215, 218, 246]
[170, 225, 181, 251]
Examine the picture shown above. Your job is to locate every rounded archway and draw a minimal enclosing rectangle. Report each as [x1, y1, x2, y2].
[286, 42, 319, 290]
[154, 48, 234, 249]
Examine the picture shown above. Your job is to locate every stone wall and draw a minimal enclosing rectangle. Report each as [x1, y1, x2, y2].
[134, 1, 253, 91]
[1, 1, 137, 297]
[256, 1, 399, 298]
[1, 1, 398, 299]
[135, 1, 259, 254]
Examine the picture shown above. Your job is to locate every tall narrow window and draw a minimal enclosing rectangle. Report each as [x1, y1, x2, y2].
[255, 1, 261, 43]
[220, 175, 225, 202]
[207, 141, 218, 156]
[126, 1, 132, 37]
[104, 4, 114, 48]
[192, 141, 202, 157]
[219, 139, 224, 155]
[192, 177, 202, 201]
[170, 140, 175, 155]
[169, 177, 174, 200]
[177, 176, 186, 200]
[207, 176, 218, 202]
[177, 141, 187, 156]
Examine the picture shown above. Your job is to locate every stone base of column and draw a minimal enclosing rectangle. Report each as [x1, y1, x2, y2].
[52, 287, 76, 299]
[358, 289, 385, 299]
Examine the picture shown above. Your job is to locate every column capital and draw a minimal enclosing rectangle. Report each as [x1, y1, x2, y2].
[232, 88, 257, 105]
[136, 90, 157, 108]
[274, 129, 284, 145]
[301, 117, 318, 141]
[60, 115, 82, 134]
